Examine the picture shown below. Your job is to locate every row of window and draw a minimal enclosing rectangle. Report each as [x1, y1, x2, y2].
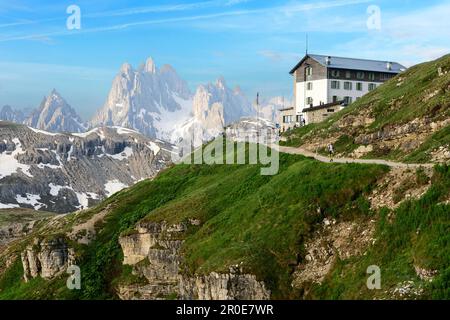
[305, 81, 377, 91]
[304, 67, 394, 81]
[332, 96, 358, 104]
[282, 115, 303, 124]
[305, 96, 359, 106]
[328, 81, 377, 91]
[330, 69, 376, 80]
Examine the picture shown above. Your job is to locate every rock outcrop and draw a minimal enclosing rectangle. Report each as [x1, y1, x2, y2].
[292, 218, 376, 292]
[118, 220, 270, 300]
[21, 237, 75, 282]
[178, 270, 270, 300]
[0, 221, 36, 249]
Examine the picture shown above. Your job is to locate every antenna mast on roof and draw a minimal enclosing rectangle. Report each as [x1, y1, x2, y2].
[306, 34, 308, 55]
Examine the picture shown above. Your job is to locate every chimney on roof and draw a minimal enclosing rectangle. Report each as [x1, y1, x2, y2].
[386, 61, 392, 70]
[325, 56, 331, 65]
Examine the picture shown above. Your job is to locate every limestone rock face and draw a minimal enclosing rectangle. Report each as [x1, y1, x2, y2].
[0, 122, 173, 213]
[25, 89, 87, 133]
[20, 237, 75, 282]
[173, 78, 255, 147]
[90, 57, 193, 141]
[118, 220, 270, 300]
[178, 271, 270, 300]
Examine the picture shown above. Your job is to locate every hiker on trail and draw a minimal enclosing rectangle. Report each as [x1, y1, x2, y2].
[328, 143, 334, 162]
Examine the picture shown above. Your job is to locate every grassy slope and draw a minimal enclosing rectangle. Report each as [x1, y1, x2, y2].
[0, 146, 448, 300]
[0, 149, 387, 299]
[282, 54, 450, 162]
[311, 165, 450, 299]
[0, 209, 55, 228]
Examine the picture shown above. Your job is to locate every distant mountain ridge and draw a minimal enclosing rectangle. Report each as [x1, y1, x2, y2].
[0, 105, 26, 124]
[90, 58, 193, 141]
[25, 89, 87, 133]
[0, 121, 172, 213]
[1, 56, 289, 144]
[1, 89, 87, 134]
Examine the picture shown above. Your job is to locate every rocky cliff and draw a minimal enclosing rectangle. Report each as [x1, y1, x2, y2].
[118, 220, 270, 300]
[0, 122, 173, 213]
[21, 237, 75, 282]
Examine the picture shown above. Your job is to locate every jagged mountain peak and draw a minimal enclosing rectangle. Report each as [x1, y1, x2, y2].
[215, 76, 227, 89]
[25, 89, 87, 133]
[90, 57, 193, 141]
[233, 85, 243, 94]
[120, 62, 133, 74]
[144, 56, 156, 74]
[0, 105, 26, 124]
[1, 105, 13, 113]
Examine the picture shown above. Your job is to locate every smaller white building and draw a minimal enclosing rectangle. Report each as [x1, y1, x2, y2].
[287, 54, 406, 125]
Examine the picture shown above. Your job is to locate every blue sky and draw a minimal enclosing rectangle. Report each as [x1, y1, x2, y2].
[0, 0, 449, 120]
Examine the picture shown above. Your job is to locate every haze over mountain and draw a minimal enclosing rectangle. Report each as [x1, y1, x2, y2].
[0, 105, 26, 124]
[1, 90, 88, 134]
[0, 57, 287, 146]
[25, 89, 87, 133]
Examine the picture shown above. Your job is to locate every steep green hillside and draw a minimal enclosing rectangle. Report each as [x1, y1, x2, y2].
[0, 143, 448, 300]
[0, 209, 55, 229]
[282, 54, 450, 163]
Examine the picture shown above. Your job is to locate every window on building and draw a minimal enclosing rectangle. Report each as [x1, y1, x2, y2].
[306, 97, 313, 105]
[356, 82, 363, 91]
[332, 95, 338, 102]
[327, 109, 335, 113]
[331, 80, 340, 89]
[331, 70, 340, 78]
[380, 73, 393, 81]
[345, 71, 351, 79]
[368, 72, 375, 81]
[306, 66, 313, 77]
[283, 115, 294, 123]
[344, 96, 353, 104]
[344, 81, 352, 90]
[368, 83, 377, 91]
[357, 71, 365, 79]
[307, 82, 313, 90]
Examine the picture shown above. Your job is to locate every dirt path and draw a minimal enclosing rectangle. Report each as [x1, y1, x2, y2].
[278, 146, 435, 169]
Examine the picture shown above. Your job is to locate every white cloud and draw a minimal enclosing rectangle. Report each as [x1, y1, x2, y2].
[331, 2, 450, 65]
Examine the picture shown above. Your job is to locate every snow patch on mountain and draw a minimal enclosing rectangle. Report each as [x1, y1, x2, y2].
[104, 180, 128, 197]
[0, 138, 32, 179]
[107, 146, 133, 161]
[15, 194, 46, 210]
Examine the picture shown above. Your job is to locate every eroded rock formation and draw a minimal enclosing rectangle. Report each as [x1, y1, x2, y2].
[118, 220, 270, 300]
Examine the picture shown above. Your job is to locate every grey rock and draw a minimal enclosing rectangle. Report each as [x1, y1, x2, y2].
[0, 122, 173, 213]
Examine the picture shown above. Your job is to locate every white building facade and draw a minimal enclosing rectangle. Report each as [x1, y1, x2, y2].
[288, 54, 406, 125]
